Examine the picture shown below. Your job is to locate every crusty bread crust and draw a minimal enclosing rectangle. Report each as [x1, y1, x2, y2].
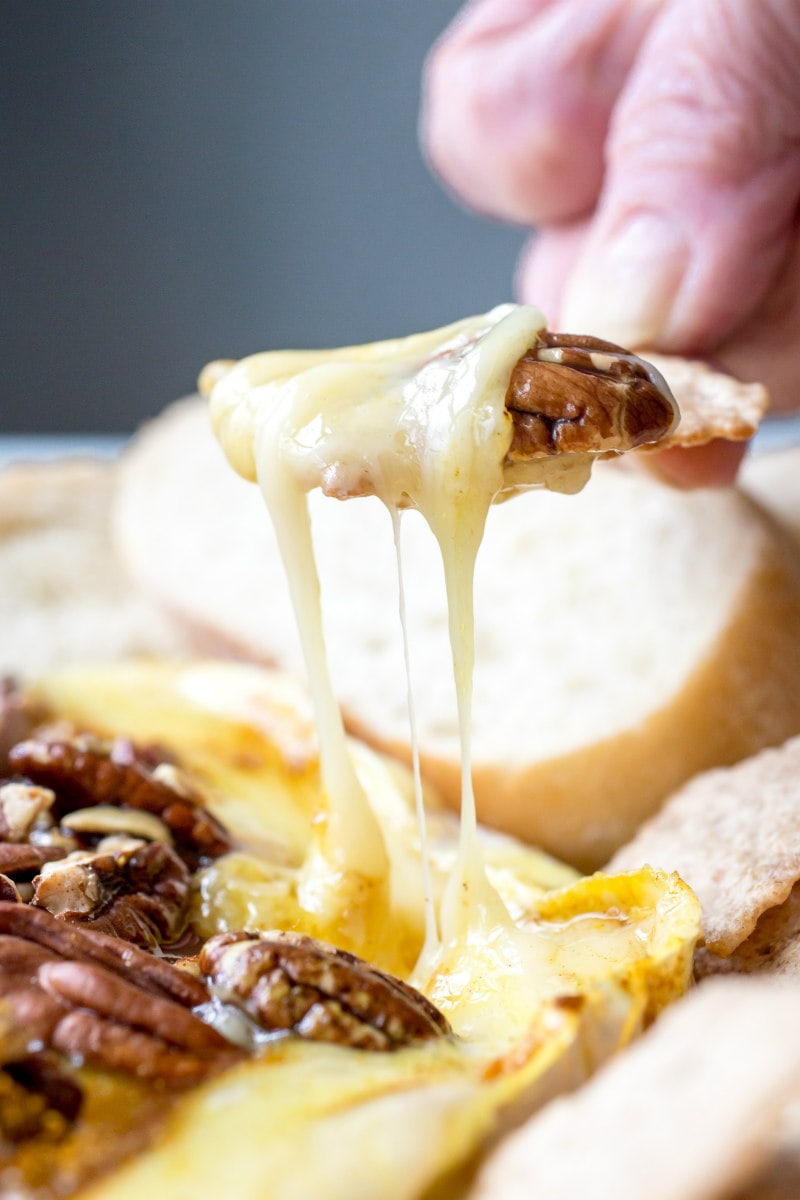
[469, 978, 800, 1200]
[113, 395, 800, 869]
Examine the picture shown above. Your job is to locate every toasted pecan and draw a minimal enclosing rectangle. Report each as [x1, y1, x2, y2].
[201, 929, 450, 1051]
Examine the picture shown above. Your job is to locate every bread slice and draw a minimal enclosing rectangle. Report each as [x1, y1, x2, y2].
[468, 977, 800, 1200]
[741, 444, 800, 544]
[0, 459, 195, 678]
[113, 399, 800, 869]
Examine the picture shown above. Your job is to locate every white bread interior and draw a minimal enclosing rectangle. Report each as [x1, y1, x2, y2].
[113, 399, 800, 869]
[741, 443, 800, 545]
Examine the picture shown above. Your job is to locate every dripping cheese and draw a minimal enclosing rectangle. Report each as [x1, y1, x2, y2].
[206, 304, 677, 975]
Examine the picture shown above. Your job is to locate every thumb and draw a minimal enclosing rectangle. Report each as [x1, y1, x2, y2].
[559, 0, 800, 355]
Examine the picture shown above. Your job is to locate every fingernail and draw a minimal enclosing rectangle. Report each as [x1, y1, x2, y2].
[559, 213, 689, 346]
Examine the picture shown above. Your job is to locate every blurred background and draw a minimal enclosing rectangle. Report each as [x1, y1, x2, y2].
[2, 1, 527, 433]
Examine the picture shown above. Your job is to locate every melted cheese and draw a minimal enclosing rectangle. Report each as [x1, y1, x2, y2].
[208, 305, 604, 985]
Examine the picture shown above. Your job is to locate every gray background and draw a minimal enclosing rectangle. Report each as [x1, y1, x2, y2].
[2, 1, 526, 433]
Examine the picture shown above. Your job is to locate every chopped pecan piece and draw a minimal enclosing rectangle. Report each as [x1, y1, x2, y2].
[0, 902, 241, 1087]
[32, 838, 191, 949]
[506, 332, 678, 459]
[200, 930, 451, 1052]
[0, 679, 49, 773]
[61, 805, 173, 844]
[0, 783, 70, 902]
[9, 736, 230, 869]
[0, 780, 56, 842]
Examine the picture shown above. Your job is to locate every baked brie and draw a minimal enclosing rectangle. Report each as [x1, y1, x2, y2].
[0, 663, 699, 1198]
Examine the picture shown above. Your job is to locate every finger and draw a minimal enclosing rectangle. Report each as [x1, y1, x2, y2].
[641, 439, 749, 489]
[421, 0, 659, 224]
[560, 0, 800, 354]
[520, 222, 763, 489]
[711, 229, 800, 414]
[515, 220, 591, 320]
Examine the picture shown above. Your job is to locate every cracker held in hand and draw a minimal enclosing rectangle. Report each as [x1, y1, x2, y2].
[609, 737, 800, 959]
[115, 350, 798, 869]
[642, 352, 768, 449]
[506, 341, 767, 459]
[469, 979, 800, 1200]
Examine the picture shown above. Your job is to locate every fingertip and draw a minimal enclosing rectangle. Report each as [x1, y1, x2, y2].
[557, 0, 800, 354]
[421, 0, 656, 225]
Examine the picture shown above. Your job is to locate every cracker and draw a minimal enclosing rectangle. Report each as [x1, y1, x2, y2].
[640, 354, 768, 450]
[697, 881, 800, 980]
[469, 979, 800, 1200]
[608, 738, 800, 957]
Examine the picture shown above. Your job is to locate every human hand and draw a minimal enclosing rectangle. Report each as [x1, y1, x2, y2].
[421, 0, 800, 485]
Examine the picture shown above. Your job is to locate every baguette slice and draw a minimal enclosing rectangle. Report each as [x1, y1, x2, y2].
[0, 459, 194, 678]
[741, 443, 800, 543]
[113, 398, 800, 869]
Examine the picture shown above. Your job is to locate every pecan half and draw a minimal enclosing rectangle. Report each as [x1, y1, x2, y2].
[506, 332, 678, 459]
[0, 903, 210, 1008]
[9, 736, 230, 870]
[0, 842, 65, 876]
[200, 930, 450, 1052]
[0, 902, 241, 1087]
[32, 838, 191, 949]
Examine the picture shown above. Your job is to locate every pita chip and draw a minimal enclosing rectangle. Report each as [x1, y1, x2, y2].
[642, 354, 768, 449]
[469, 978, 800, 1200]
[609, 737, 800, 958]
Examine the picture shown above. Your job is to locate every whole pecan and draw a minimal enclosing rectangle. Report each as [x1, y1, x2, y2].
[200, 930, 451, 1052]
[0, 903, 210, 1008]
[0, 902, 241, 1088]
[8, 736, 230, 870]
[32, 837, 191, 949]
[506, 332, 678, 459]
